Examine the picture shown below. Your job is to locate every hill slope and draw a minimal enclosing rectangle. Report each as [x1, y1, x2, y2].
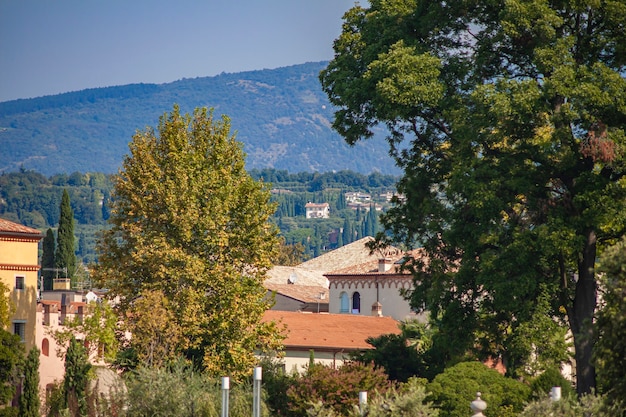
[0, 62, 397, 176]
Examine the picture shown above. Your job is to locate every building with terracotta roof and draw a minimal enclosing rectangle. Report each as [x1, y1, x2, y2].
[0, 218, 43, 350]
[325, 247, 427, 322]
[297, 237, 382, 273]
[262, 310, 400, 372]
[264, 265, 329, 312]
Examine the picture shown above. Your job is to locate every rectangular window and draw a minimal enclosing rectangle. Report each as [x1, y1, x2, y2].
[15, 276, 25, 290]
[13, 321, 26, 342]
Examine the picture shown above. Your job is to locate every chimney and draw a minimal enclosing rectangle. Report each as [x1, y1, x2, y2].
[371, 301, 383, 317]
[378, 258, 392, 273]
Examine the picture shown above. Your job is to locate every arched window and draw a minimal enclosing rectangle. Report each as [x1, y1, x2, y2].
[352, 292, 361, 314]
[42, 338, 49, 357]
[340, 292, 349, 313]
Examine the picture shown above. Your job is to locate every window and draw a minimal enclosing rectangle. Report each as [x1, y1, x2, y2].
[15, 276, 25, 290]
[42, 338, 49, 356]
[340, 292, 349, 313]
[352, 292, 361, 314]
[13, 321, 26, 342]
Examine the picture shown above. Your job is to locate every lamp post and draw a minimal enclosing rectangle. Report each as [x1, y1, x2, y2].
[252, 367, 262, 417]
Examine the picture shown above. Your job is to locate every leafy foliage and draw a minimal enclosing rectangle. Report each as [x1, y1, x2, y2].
[0, 327, 23, 410]
[360, 378, 439, 417]
[94, 106, 283, 380]
[352, 320, 440, 382]
[426, 362, 530, 417]
[529, 367, 576, 401]
[19, 347, 41, 417]
[55, 189, 76, 280]
[596, 237, 626, 405]
[63, 336, 92, 416]
[50, 300, 119, 363]
[321, 0, 626, 395]
[518, 393, 624, 417]
[41, 228, 56, 290]
[286, 361, 391, 417]
[122, 361, 267, 417]
[122, 289, 183, 368]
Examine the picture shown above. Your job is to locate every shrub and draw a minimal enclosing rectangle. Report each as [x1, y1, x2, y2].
[287, 361, 390, 417]
[529, 367, 575, 400]
[426, 361, 530, 417]
[518, 392, 625, 417]
[123, 360, 268, 417]
[363, 377, 439, 417]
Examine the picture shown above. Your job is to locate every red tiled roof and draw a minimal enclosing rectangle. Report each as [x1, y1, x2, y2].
[262, 310, 401, 351]
[266, 283, 329, 304]
[0, 218, 43, 236]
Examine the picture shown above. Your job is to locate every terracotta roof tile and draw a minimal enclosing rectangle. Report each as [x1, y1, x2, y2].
[326, 248, 427, 276]
[298, 237, 405, 273]
[0, 218, 43, 236]
[266, 283, 329, 304]
[265, 265, 328, 287]
[262, 310, 401, 351]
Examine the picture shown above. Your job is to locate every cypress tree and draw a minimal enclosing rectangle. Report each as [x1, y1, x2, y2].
[41, 228, 55, 291]
[64, 336, 91, 415]
[55, 189, 76, 282]
[19, 347, 40, 417]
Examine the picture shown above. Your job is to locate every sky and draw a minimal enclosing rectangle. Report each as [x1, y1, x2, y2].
[0, 0, 360, 103]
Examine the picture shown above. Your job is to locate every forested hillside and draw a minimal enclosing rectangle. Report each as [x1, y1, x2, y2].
[0, 62, 397, 176]
[0, 169, 399, 263]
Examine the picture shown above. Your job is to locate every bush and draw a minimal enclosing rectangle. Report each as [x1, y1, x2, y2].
[518, 392, 625, 417]
[529, 367, 575, 400]
[426, 361, 530, 417]
[123, 360, 268, 417]
[287, 361, 390, 417]
[363, 377, 439, 417]
[305, 378, 439, 417]
[258, 356, 296, 416]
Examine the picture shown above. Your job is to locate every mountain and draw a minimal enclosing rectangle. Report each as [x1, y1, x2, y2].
[0, 62, 398, 176]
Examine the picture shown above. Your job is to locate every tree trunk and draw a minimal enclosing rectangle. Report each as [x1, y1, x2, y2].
[569, 228, 597, 396]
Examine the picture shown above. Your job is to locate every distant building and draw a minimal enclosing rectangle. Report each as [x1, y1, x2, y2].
[305, 202, 330, 219]
[0, 218, 43, 350]
[345, 192, 371, 203]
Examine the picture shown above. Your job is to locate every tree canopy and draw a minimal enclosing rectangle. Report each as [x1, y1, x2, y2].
[55, 189, 76, 280]
[321, 0, 626, 395]
[94, 106, 283, 379]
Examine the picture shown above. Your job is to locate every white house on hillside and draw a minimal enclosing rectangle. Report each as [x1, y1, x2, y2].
[305, 202, 330, 219]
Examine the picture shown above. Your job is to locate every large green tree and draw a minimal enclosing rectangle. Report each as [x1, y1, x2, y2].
[94, 106, 283, 379]
[55, 189, 76, 282]
[320, 0, 626, 395]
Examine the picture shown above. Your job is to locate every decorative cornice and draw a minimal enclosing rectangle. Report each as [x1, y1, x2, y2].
[0, 236, 42, 243]
[329, 275, 413, 290]
[0, 263, 41, 271]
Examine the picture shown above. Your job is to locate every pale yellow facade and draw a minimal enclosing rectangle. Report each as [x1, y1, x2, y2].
[0, 219, 43, 351]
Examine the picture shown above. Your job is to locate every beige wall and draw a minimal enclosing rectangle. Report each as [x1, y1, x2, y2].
[0, 237, 40, 350]
[329, 276, 426, 322]
[282, 349, 352, 374]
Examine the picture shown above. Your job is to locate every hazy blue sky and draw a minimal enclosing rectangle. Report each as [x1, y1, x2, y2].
[0, 0, 359, 102]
